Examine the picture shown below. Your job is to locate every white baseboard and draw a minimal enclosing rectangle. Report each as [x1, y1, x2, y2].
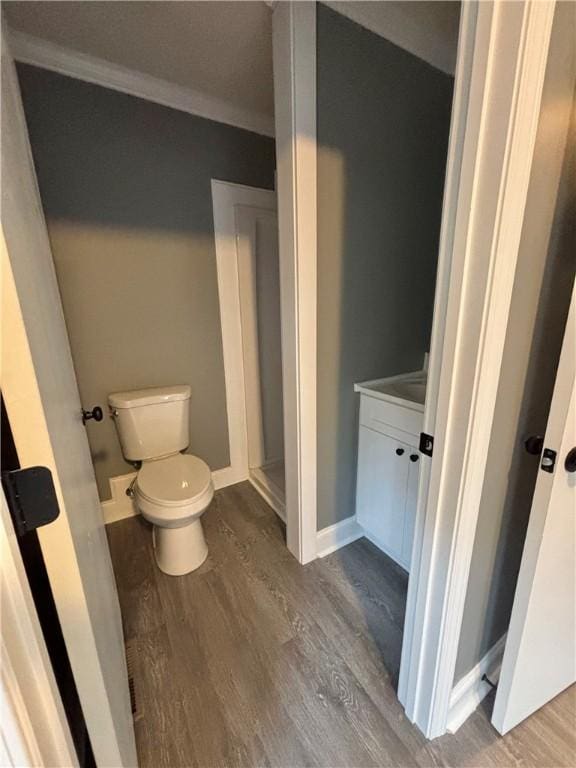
[212, 465, 246, 491]
[361, 527, 411, 572]
[101, 465, 243, 524]
[248, 468, 286, 522]
[101, 472, 138, 524]
[447, 633, 508, 734]
[316, 515, 364, 558]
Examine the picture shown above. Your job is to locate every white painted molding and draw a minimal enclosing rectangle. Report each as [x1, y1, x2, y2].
[398, 0, 481, 714]
[316, 515, 364, 558]
[212, 466, 245, 492]
[100, 473, 138, 525]
[401, 0, 556, 740]
[248, 468, 286, 523]
[447, 634, 507, 734]
[273, 2, 318, 564]
[211, 179, 278, 494]
[232, 193, 279, 472]
[8, 29, 275, 138]
[101, 466, 241, 525]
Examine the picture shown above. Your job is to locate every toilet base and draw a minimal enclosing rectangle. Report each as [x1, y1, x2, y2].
[152, 519, 208, 576]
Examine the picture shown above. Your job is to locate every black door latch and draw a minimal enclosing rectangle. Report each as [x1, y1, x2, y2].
[419, 432, 434, 457]
[2, 466, 60, 536]
[540, 448, 557, 474]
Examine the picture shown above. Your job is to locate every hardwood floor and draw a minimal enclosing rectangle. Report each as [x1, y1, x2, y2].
[106, 482, 575, 768]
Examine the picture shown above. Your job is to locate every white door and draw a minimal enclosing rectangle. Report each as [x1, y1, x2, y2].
[1, 487, 78, 768]
[492, 285, 576, 734]
[1, 38, 137, 767]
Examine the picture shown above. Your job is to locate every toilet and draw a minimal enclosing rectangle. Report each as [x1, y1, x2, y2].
[108, 385, 213, 576]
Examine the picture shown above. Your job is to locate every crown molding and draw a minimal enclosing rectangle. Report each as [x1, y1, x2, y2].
[8, 29, 275, 138]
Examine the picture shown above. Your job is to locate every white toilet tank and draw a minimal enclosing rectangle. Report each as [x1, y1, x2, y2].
[109, 385, 191, 461]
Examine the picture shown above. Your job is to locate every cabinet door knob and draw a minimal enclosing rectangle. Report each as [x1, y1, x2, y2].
[395, 448, 405, 456]
[410, 454, 419, 462]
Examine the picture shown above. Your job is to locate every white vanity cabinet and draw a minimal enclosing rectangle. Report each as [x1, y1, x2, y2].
[354, 373, 425, 571]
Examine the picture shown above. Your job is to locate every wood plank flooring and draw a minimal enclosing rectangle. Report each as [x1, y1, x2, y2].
[106, 482, 575, 768]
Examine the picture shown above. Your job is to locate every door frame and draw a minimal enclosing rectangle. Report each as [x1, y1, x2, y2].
[1, 487, 78, 768]
[211, 179, 278, 480]
[211, 179, 285, 518]
[272, 1, 318, 563]
[275, 0, 556, 737]
[400, 0, 555, 738]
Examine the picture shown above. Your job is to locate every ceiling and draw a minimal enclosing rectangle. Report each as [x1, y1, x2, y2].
[3, 1, 460, 134]
[2, 1, 275, 117]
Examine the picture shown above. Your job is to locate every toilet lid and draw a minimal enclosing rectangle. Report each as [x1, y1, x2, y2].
[137, 454, 211, 506]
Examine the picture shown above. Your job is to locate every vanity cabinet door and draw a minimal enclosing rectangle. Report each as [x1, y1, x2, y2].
[356, 426, 411, 564]
[401, 454, 421, 568]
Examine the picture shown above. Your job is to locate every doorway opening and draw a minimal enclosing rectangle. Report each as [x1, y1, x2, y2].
[3, 1, 461, 755]
[211, 180, 286, 520]
[5, 1, 572, 761]
[314, 0, 460, 690]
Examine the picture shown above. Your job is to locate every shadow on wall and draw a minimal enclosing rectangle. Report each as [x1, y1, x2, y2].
[16, 63, 276, 499]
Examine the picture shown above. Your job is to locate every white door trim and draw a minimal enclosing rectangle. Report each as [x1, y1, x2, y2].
[398, 0, 481, 710]
[211, 179, 277, 488]
[400, 0, 556, 738]
[1, 487, 78, 768]
[447, 633, 508, 734]
[272, 1, 317, 564]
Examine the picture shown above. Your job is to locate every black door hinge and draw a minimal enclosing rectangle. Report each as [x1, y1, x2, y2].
[2, 466, 60, 536]
[419, 432, 434, 457]
[540, 448, 557, 474]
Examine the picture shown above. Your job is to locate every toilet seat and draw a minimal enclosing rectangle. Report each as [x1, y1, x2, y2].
[135, 454, 214, 528]
[137, 454, 211, 506]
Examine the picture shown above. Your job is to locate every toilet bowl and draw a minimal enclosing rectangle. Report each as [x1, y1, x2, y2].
[108, 384, 214, 576]
[135, 454, 214, 576]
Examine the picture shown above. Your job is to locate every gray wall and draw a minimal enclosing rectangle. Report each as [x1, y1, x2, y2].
[316, 5, 453, 530]
[17, 64, 275, 500]
[454, 4, 576, 682]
